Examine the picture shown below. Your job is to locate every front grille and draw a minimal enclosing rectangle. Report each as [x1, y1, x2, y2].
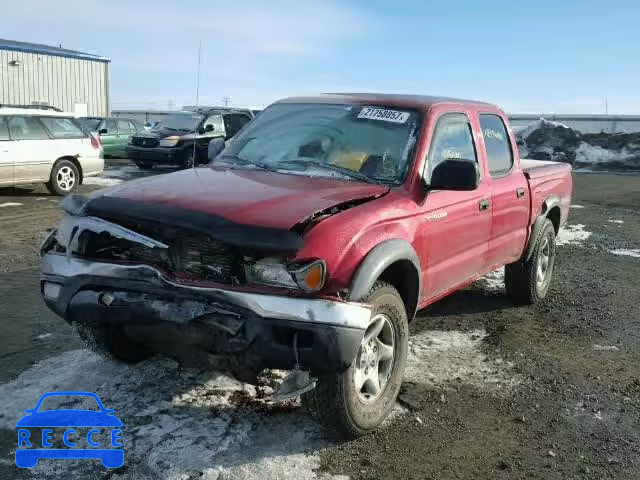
[171, 236, 236, 283]
[131, 136, 159, 148]
[79, 228, 237, 284]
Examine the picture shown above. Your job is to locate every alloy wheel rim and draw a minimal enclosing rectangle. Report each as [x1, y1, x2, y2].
[56, 166, 75, 191]
[536, 236, 551, 289]
[353, 313, 395, 403]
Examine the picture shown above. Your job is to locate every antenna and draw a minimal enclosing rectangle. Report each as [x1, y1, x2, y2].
[191, 40, 202, 170]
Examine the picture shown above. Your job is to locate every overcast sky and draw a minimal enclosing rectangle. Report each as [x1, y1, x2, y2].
[4, 0, 640, 113]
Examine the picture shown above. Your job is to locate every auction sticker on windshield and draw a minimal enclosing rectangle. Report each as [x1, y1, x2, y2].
[357, 107, 410, 123]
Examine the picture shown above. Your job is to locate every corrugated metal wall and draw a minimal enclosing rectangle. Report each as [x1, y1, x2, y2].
[0, 49, 109, 116]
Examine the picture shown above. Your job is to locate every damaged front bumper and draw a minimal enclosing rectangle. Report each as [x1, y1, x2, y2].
[40, 249, 371, 374]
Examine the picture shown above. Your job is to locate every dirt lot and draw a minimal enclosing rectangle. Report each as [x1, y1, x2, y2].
[0, 167, 639, 479]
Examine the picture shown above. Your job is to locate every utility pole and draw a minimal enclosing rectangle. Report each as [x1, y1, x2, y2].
[222, 96, 230, 107]
[605, 99, 608, 115]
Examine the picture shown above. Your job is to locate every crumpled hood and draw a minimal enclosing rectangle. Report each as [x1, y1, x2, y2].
[97, 166, 389, 230]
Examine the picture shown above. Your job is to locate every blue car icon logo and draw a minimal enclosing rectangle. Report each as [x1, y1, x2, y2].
[15, 391, 123, 468]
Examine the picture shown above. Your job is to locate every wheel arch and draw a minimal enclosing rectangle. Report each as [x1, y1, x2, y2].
[347, 239, 421, 321]
[525, 195, 561, 261]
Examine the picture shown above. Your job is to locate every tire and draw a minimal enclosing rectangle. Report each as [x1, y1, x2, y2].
[135, 162, 154, 170]
[303, 282, 409, 439]
[76, 321, 154, 364]
[46, 159, 79, 195]
[182, 148, 197, 169]
[505, 218, 556, 305]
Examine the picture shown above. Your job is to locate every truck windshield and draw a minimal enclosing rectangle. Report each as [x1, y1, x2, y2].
[159, 113, 204, 131]
[219, 103, 421, 185]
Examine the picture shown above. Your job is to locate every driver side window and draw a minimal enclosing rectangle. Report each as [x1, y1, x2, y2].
[426, 113, 476, 178]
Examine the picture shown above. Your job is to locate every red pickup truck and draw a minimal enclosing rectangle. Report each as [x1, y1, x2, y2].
[40, 94, 572, 438]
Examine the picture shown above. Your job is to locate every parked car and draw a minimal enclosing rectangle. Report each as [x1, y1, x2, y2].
[79, 117, 145, 158]
[125, 108, 253, 169]
[40, 94, 572, 437]
[0, 107, 103, 195]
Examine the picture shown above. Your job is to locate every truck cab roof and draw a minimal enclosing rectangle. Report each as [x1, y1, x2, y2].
[276, 93, 495, 110]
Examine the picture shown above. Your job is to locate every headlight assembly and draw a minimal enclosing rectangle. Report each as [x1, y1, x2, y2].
[244, 258, 326, 291]
[159, 136, 181, 147]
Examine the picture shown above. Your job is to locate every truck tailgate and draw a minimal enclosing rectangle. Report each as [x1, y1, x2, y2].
[521, 158, 572, 179]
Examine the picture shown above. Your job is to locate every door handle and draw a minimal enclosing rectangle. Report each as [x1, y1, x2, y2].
[516, 187, 526, 198]
[479, 199, 490, 211]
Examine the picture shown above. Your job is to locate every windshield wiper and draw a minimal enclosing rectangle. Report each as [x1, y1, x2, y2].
[278, 158, 385, 184]
[217, 154, 280, 173]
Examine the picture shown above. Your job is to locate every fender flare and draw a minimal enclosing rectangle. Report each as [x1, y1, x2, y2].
[348, 239, 421, 315]
[524, 194, 560, 261]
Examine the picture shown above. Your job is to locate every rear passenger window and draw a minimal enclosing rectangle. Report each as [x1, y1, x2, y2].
[40, 117, 85, 139]
[480, 114, 513, 176]
[7, 116, 50, 140]
[426, 113, 476, 177]
[0, 117, 8, 140]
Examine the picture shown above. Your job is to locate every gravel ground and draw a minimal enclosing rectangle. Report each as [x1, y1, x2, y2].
[0, 166, 639, 479]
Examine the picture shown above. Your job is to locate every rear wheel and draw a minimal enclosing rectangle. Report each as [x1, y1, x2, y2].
[505, 218, 556, 304]
[303, 282, 408, 439]
[46, 160, 79, 195]
[76, 322, 154, 364]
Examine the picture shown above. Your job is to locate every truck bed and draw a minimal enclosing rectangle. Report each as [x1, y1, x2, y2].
[521, 158, 572, 179]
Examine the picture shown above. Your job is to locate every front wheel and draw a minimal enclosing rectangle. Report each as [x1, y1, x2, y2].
[76, 322, 154, 364]
[46, 160, 79, 195]
[182, 148, 197, 169]
[303, 282, 408, 439]
[505, 218, 556, 304]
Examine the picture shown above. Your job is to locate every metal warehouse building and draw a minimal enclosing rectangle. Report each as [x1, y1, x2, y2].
[0, 39, 110, 116]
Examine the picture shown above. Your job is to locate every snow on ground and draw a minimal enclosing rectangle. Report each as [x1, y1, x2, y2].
[0, 327, 519, 478]
[556, 224, 592, 246]
[83, 176, 124, 187]
[0, 351, 334, 479]
[0, 202, 23, 208]
[609, 249, 640, 258]
[608, 219, 624, 224]
[406, 329, 519, 392]
[570, 204, 585, 209]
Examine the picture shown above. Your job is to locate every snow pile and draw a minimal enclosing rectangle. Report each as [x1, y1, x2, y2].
[478, 269, 505, 291]
[514, 118, 640, 172]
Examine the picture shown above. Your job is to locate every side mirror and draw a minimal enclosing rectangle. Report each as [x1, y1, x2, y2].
[204, 124, 214, 133]
[427, 159, 479, 191]
[98, 128, 108, 135]
[208, 137, 225, 162]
